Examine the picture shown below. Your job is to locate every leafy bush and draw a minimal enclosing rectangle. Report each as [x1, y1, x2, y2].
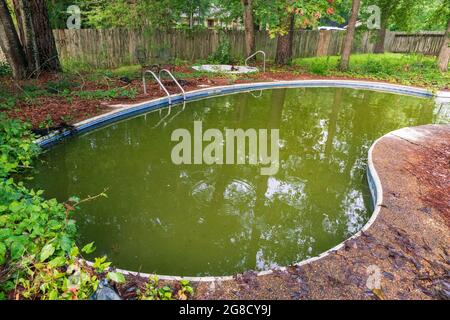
[0, 115, 122, 300]
[0, 62, 11, 77]
[292, 53, 449, 90]
[136, 276, 193, 300]
[208, 38, 233, 65]
[20, 84, 50, 104]
[0, 116, 191, 300]
[0, 90, 17, 110]
[0, 115, 39, 178]
[45, 79, 79, 94]
[310, 60, 331, 75]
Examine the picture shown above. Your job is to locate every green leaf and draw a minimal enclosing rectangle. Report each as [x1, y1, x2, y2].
[81, 242, 96, 254]
[180, 279, 190, 286]
[10, 241, 25, 260]
[48, 256, 66, 268]
[70, 246, 79, 257]
[48, 290, 58, 300]
[0, 242, 6, 265]
[40, 243, 55, 262]
[107, 272, 125, 284]
[59, 234, 73, 253]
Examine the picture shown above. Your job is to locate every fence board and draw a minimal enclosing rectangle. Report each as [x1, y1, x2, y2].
[0, 29, 443, 68]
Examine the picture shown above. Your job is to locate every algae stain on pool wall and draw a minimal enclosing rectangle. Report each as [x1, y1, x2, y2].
[28, 87, 447, 277]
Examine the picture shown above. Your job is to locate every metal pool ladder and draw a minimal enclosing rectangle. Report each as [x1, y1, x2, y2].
[142, 69, 186, 104]
[245, 50, 266, 72]
[159, 69, 186, 101]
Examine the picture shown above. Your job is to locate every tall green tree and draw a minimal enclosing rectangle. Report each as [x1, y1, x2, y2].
[437, 19, 449, 72]
[72, 0, 211, 30]
[433, 1, 450, 72]
[255, 0, 340, 65]
[365, 0, 426, 53]
[0, 0, 28, 79]
[242, 0, 255, 57]
[339, 0, 360, 71]
[12, 0, 61, 73]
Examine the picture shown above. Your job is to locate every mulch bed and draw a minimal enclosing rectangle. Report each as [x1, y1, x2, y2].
[3, 66, 446, 131]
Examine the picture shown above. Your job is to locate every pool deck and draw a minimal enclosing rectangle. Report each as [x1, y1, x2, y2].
[190, 124, 450, 300]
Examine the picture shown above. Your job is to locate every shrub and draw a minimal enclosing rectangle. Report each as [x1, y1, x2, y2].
[0, 62, 11, 77]
[0, 115, 121, 300]
[0, 90, 17, 110]
[45, 79, 79, 94]
[208, 38, 233, 65]
[292, 53, 449, 90]
[0, 116, 193, 300]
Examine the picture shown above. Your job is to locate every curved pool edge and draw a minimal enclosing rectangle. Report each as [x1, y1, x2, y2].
[33, 80, 447, 283]
[35, 79, 445, 148]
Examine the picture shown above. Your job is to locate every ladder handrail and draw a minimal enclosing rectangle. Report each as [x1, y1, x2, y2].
[151, 106, 172, 129]
[245, 51, 266, 72]
[143, 70, 172, 104]
[250, 90, 263, 98]
[159, 69, 186, 101]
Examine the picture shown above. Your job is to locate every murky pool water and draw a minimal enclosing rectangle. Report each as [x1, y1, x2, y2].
[29, 87, 446, 276]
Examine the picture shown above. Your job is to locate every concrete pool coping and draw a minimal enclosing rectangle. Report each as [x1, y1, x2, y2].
[192, 64, 259, 74]
[34, 80, 449, 287]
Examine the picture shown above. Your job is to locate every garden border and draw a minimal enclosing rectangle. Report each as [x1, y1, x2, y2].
[34, 80, 448, 282]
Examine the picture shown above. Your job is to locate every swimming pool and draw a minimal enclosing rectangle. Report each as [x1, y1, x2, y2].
[29, 84, 448, 277]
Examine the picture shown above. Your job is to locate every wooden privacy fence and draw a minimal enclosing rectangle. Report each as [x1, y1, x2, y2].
[51, 29, 445, 69]
[389, 32, 445, 56]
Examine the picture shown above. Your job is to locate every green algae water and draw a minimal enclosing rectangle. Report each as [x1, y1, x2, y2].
[29, 87, 446, 276]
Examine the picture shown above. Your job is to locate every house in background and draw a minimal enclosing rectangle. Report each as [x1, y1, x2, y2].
[178, 5, 244, 30]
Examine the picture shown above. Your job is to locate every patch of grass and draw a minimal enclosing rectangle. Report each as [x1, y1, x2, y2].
[70, 87, 138, 100]
[20, 84, 51, 103]
[292, 53, 449, 89]
[45, 78, 79, 94]
[0, 88, 17, 110]
[101, 65, 142, 79]
[61, 58, 92, 73]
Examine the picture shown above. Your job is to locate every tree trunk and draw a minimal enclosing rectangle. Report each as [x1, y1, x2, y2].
[437, 20, 450, 72]
[374, 26, 386, 54]
[12, 0, 61, 74]
[12, 0, 40, 72]
[0, 0, 28, 79]
[275, 14, 295, 65]
[242, 0, 255, 58]
[339, 0, 361, 71]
